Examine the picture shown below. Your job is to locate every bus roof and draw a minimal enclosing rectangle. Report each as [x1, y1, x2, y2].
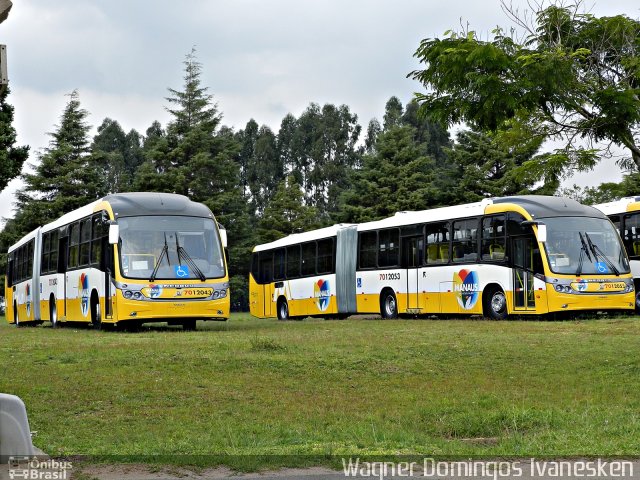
[7, 227, 40, 254]
[253, 224, 356, 252]
[593, 196, 640, 215]
[253, 195, 607, 252]
[106, 192, 213, 219]
[357, 195, 605, 232]
[40, 193, 213, 234]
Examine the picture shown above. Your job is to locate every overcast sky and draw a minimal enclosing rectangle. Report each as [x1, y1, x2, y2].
[1, 0, 639, 220]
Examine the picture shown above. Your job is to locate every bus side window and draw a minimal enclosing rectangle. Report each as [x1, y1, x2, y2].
[258, 251, 274, 284]
[425, 222, 449, 264]
[481, 215, 506, 262]
[623, 213, 640, 258]
[358, 231, 377, 269]
[286, 245, 301, 279]
[68, 222, 80, 269]
[301, 242, 316, 276]
[273, 248, 286, 281]
[317, 238, 334, 274]
[7, 253, 13, 287]
[452, 219, 479, 263]
[378, 229, 399, 267]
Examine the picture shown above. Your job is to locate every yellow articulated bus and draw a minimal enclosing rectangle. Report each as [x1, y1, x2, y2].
[593, 196, 640, 310]
[250, 195, 634, 320]
[5, 192, 229, 330]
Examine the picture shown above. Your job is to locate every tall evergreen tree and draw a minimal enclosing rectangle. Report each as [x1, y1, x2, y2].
[0, 87, 29, 193]
[339, 125, 438, 222]
[134, 49, 249, 308]
[383, 96, 404, 131]
[258, 175, 321, 243]
[13, 90, 104, 236]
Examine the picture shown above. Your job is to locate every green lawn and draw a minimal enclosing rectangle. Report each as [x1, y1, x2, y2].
[1, 314, 640, 469]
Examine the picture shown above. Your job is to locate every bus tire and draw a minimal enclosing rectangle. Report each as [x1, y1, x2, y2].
[380, 290, 398, 319]
[484, 286, 508, 320]
[91, 292, 102, 330]
[634, 280, 640, 312]
[183, 319, 197, 331]
[50, 296, 58, 328]
[277, 298, 290, 321]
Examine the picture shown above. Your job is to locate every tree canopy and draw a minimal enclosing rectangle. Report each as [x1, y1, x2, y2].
[410, 2, 640, 177]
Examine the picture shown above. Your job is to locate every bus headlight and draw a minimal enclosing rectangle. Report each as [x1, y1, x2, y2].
[123, 290, 133, 299]
[213, 290, 220, 299]
[626, 284, 634, 293]
[133, 292, 142, 300]
[554, 284, 572, 293]
[219, 289, 227, 298]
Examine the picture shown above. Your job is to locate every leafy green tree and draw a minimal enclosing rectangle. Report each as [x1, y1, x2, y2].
[280, 103, 361, 220]
[383, 96, 403, 131]
[560, 173, 640, 204]
[364, 118, 382, 154]
[410, 2, 640, 176]
[258, 175, 321, 243]
[0, 87, 29, 193]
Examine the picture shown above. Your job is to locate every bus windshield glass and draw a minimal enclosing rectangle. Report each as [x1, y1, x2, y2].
[543, 217, 630, 275]
[118, 216, 225, 280]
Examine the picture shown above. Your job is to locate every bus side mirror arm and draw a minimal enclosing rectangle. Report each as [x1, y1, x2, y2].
[521, 220, 547, 243]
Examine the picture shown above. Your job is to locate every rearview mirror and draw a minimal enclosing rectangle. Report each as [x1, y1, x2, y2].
[108, 224, 120, 245]
[218, 224, 228, 249]
[536, 224, 547, 243]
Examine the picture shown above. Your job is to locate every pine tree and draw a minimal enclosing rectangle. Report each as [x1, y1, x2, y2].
[13, 90, 104, 236]
[258, 176, 321, 243]
[134, 49, 250, 308]
[0, 86, 29, 193]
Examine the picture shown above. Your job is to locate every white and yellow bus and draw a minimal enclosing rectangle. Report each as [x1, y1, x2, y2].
[5, 192, 229, 330]
[250, 195, 634, 320]
[593, 196, 640, 310]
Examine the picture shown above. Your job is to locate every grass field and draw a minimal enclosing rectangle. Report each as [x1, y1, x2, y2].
[1, 314, 640, 469]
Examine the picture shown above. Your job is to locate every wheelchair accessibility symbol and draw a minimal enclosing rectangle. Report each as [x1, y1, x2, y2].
[595, 262, 609, 274]
[175, 265, 190, 278]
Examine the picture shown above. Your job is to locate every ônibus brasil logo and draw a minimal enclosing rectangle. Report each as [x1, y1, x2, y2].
[314, 279, 330, 312]
[79, 273, 89, 317]
[25, 283, 31, 318]
[453, 269, 480, 310]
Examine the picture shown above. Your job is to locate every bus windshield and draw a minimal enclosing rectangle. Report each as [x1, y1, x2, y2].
[118, 216, 225, 280]
[543, 217, 630, 275]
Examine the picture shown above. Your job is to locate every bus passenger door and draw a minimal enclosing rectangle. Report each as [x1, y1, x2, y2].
[259, 255, 274, 318]
[512, 236, 536, 312]
[58, 235, 69, 318]
[402, 236, 423, 312]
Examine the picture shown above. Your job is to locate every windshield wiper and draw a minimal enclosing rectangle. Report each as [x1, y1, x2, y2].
[175, 232, 206, 281]
[584, 232, 620, 276]
[576, 232, 592, 277]
[150, 233, 170, 282]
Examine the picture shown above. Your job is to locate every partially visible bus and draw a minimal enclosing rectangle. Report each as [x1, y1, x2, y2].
[593, 196, 640, 310]
[6, 192, 229, 330]
[250, 195, 634, 320]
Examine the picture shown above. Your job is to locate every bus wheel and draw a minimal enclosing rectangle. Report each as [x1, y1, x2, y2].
[277, 298, 290, 321]
[91, 294, 102, 330]
[635, 290, 640, 312]
[50, 297, 58, 328]
[183, 319, 197, 331]
[484, 287, 508, 320]
[380, 290, 398, 319]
